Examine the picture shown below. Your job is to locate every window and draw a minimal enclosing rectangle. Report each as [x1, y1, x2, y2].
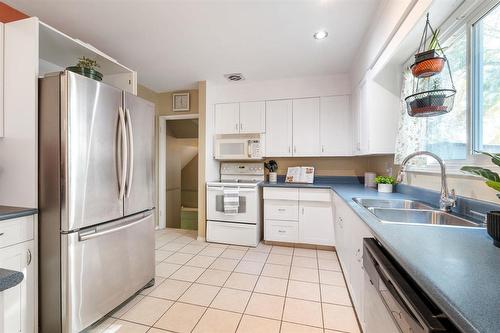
[473, 3, 500, 153]
[398, 0, 500, 168]
[424, 27, 468, 160]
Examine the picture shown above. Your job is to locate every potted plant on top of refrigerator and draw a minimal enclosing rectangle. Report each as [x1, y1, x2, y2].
[461, 151, 500, 247]
[67, 56, 103, 81]
[265, 160, 278, 184]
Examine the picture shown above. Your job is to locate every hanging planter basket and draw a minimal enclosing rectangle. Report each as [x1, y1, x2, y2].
[405, 89, 455, 117]
[405, 14, 456, 117]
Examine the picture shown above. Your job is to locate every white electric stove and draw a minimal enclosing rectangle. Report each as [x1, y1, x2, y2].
[206, 163, 264, 247]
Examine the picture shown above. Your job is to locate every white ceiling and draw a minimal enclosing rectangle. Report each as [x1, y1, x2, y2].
[6, 0, 381, 92]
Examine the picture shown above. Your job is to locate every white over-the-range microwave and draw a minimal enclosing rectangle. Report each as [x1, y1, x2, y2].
[214, 134, 265, 160]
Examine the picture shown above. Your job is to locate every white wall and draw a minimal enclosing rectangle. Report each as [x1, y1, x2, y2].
[213, 74, 350, 104]
[0, 18, 39, 208]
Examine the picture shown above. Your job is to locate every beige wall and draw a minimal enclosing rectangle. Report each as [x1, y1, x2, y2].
[198, 81, 207, 239]
[182, 155, 198, 208]
[158, 90, 199, 116]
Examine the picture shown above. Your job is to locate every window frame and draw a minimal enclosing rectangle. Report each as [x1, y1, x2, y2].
[406, 0, 500, 174]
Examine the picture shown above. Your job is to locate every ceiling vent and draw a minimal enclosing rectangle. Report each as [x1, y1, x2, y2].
[224, 73, 245, 82]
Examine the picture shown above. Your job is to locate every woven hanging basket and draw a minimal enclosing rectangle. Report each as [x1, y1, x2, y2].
[405, 14, 456, 117]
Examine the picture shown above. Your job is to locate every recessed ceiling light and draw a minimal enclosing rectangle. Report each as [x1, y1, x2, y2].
[313, 30, 328, 40]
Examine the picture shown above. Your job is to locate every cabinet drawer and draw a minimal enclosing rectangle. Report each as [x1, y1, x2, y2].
[0, 216, 34, 249]
[265, 200, 298, 221]
[299, 188, 331, 202]
[265, 219, 298, 243]
[263, 187, 299, 201]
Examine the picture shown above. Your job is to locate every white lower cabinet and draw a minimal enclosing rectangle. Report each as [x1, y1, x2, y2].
[334, 193, 399, 333]
[0, 215, 37, 333]
[264, 187, 334, 246]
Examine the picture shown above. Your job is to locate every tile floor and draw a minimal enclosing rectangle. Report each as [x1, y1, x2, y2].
[88, 228, 361, 333]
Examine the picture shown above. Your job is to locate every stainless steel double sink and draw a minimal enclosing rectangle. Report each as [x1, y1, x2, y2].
[353, 198, 484, 228]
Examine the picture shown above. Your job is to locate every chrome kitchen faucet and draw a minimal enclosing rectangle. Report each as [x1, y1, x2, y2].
[397, 151, 456, 212]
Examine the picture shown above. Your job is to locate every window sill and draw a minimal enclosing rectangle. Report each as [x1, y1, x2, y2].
[404, 164, 496, 178]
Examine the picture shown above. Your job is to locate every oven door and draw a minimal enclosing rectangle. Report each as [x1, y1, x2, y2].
[207, 185, 258, 224]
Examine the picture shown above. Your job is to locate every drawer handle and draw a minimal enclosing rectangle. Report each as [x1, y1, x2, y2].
[278, 230, 286, 233]
[278, 208, 286, 212]
[0, 233, 4, 236]
[27, 249, 32, 266]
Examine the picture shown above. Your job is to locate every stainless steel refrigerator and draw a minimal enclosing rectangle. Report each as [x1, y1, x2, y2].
[38, 71, 155, 333]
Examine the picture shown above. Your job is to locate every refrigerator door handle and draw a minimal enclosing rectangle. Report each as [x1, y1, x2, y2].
[125, 107, 134, 198]
[78, 212, 152, 242]
[118, 106, 128, 200]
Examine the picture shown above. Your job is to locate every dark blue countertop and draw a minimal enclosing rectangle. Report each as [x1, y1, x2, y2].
[0, 268, 23, 292]
[0, 206, 37, 221]
[262, 179, 500, 333]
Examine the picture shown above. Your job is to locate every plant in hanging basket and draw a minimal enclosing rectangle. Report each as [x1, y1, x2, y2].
[66, 56, 103, 81]
[405, 88, 455, 117]
[411, 28, 446, 78]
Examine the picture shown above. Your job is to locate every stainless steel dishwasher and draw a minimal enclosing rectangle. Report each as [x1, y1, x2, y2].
[363, 238, 459, 333]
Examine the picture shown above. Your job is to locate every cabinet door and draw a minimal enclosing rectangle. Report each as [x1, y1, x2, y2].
[215, 103, 239, 134]
[265, 100, 293, 156]
[239, 101, 265, 133]
[292, 98, 320, 156]
[0, 23, 3, 137]
[320, 96, 352, 156]
[299, 200, 334, 246]
[357, 81, 370, 154]
[0, 240, 35, 333]
[348, 212, 373, 326]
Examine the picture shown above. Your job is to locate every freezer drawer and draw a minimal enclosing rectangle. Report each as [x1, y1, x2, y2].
[62, 211, 155, 332]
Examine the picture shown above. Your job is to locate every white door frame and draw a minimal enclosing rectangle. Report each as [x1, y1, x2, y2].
[158, 113, 199, 229]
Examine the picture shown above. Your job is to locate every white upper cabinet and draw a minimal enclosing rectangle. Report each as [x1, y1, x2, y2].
[215, 101, 265, 135]
[320, 96, 352, 156]
[239, 101, 265, 133]
[215, 103, 239, 134]
[354, 71, 399, 155]
[292, 98, 320, 156]
[266, 99, 293, 156]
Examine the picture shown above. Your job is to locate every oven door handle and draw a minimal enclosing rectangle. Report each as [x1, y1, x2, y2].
[208, 187, 256, 192]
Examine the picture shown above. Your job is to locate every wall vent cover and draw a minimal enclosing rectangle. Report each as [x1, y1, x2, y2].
[224, 73, 245, 82]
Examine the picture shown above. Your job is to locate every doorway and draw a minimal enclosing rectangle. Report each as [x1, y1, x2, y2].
[158, 114, 199, 230]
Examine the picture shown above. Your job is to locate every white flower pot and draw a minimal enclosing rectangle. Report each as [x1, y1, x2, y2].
[269, 172, 278, 183]
[377, 184, 393, 193]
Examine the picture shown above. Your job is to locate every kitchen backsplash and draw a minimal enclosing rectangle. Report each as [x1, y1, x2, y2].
[264, 155, 394, 177]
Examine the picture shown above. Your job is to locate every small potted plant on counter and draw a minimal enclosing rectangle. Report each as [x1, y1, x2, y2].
[461, 151, 500, 247]
[67, 56, 103, 81]
[375, 176, 396, 193]
[265, 160, 278, 184]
